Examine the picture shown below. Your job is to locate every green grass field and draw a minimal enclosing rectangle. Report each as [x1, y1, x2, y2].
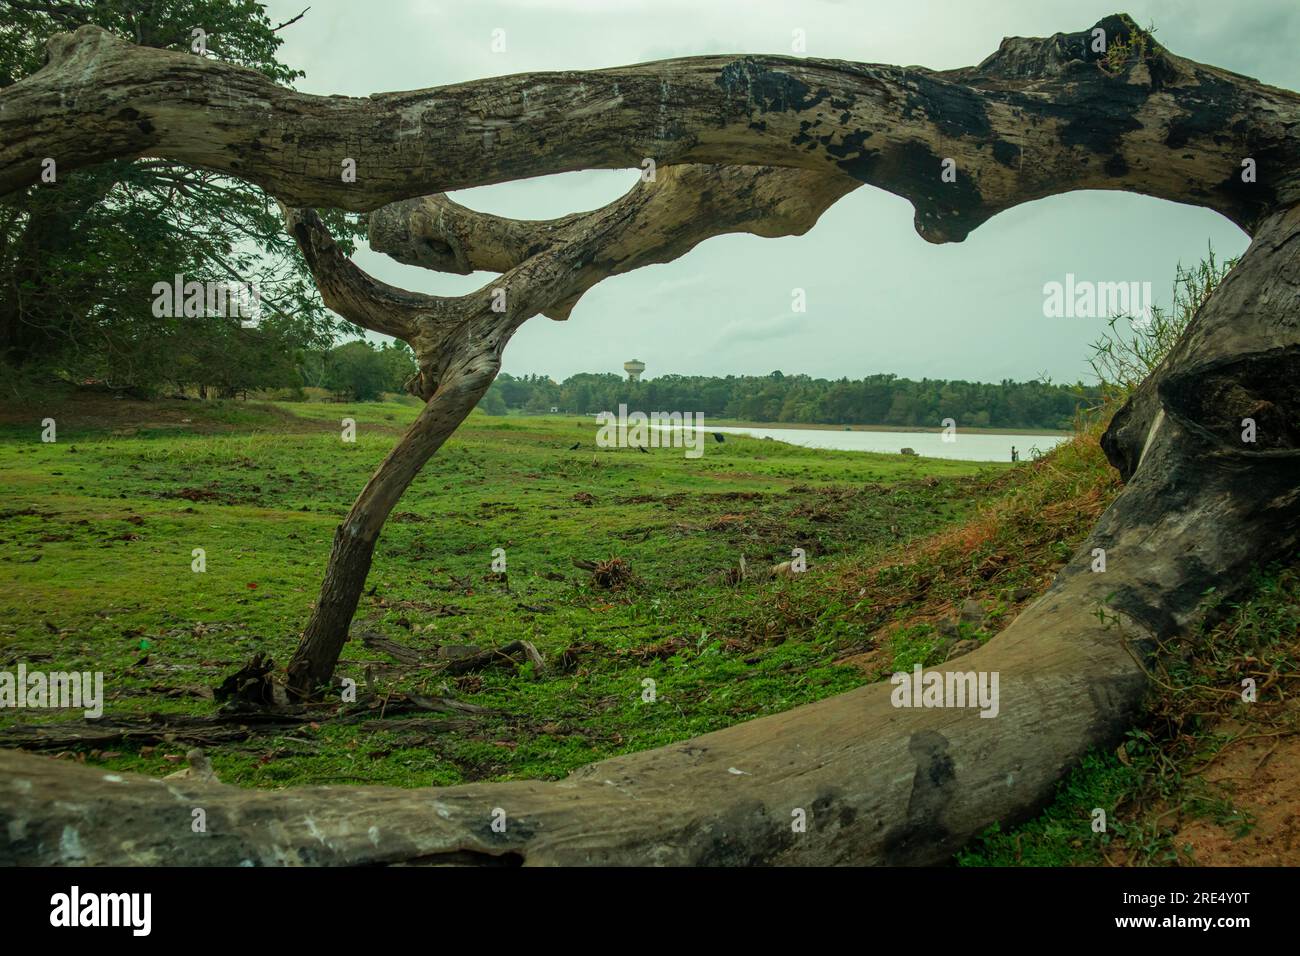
[5, 392, 1296, 865]
[0, 395, 1003, 789]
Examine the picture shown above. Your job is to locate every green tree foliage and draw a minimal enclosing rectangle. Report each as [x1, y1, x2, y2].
[1088, 247, 1237, 395]
[321, 340, 416, 401]
[483, 371, 1098, 430]
[477, 388, 507, 415]
[0, 1, 361, 393]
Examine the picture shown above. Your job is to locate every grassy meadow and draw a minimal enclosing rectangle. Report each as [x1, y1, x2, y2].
[3, 391, 1296, 866]
[0, 394, 1000, 789]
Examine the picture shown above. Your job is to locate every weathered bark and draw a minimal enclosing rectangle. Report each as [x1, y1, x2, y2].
[284, 332, 512, 697]
[2, 13, 1299, 865]
[365, 165, 857, 315]
[279, 209, 528, 697]
[3, 16, 1297, 238]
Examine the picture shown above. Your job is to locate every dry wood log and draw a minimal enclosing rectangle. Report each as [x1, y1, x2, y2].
[358, 631, 544, 675]
[358, 631, 424, 666]
[4, 16, 1296, 235]
[0, 693, 489, 751]
[441, 641, 545, 676]
[0, 562, 1159, 866]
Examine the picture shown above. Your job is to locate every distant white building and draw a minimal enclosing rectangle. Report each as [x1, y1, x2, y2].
[624, 359, 646, 382]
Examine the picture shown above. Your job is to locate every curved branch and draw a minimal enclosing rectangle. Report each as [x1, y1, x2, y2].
[367, 195, 590, 276]
[4, 15, 1295, 240]
[366, 163, 857, 318]
[280, 163, 856, 692]
[289, 162, 855, 386]
[3, 573, 1150, 865]
[284, 207, 433, 341]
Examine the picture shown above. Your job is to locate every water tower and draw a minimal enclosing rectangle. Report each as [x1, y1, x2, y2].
[624, 359, 646, 382]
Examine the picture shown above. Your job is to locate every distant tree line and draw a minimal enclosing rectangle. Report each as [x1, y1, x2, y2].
[6, 325, 418, 402]
[481, 371, 1100, 430]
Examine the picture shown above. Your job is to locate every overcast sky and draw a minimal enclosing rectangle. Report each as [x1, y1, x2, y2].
[261, 0, 1297, 384]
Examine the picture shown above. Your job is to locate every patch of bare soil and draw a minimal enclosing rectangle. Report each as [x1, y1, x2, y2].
[1164, 708, 1300, 865]
[0, 390, 315, 434]
[834, 645, 892, 679]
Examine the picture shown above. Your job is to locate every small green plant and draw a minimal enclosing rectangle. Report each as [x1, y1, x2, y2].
[1100, 22, 1157, 74]
[1088, 245, 1238, 396]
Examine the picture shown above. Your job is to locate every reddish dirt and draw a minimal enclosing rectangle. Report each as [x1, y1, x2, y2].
[834, 644, 892, 679]
[1164, 717, 1300, 866]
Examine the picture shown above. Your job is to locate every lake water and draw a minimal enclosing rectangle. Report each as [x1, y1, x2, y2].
[664, 425, 1068, 462]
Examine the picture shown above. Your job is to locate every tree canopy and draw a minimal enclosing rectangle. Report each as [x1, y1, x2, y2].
[0, 0, 362, 392]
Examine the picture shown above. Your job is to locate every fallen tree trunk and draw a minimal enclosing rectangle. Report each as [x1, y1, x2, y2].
[4, 574, 1151, 865]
